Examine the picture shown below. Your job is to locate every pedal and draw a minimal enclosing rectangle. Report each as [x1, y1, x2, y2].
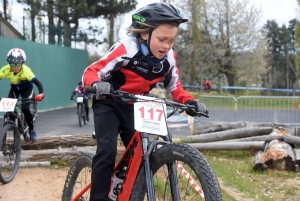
[23, 133, 30, 141]
[92, 131, 96, 139]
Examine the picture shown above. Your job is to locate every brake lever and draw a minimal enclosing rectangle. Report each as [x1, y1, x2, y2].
[196, 111, 209, 118]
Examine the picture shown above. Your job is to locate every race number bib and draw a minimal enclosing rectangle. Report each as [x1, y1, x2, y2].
[77, 97, 84, 103]
[0, 98, 17, 112]
[134, 95, 168, 136]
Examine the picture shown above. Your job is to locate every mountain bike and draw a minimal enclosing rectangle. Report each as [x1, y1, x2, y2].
[71, 97, 87, 127]
[62, 88, 222, 201]
[0, 97, 38, 184]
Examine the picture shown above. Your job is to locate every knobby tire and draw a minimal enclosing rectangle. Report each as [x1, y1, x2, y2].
[81, 105, 86, 125]
[78, 104, 83, 127]
[62, 153, 93, 201]
[130, 143, 222, 201]
[0, 123, 21, 184]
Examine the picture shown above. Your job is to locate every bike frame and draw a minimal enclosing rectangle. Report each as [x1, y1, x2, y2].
[72, 130, 174, 201]
[69, 89, 210, 201]
[3, 99, 37, 136]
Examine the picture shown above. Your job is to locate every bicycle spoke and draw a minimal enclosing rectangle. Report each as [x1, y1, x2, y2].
[131, 143, 221, 201]
[0, 125, 21, 184]
[62, 153, 93, 201]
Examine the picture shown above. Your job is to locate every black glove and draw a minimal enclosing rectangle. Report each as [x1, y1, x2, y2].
[185, 100, 207, 117]
[92, 82, 114, 100]
[70, 97, 74, 100]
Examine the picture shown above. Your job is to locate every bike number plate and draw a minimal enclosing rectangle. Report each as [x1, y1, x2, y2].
[0, 98, 17, 112]
[77, 97, 84, 103]
[134, 95, 168, 136]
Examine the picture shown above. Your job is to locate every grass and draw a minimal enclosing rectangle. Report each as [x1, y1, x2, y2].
[50, 159, 70, 167]
[202, 150, 300, 201]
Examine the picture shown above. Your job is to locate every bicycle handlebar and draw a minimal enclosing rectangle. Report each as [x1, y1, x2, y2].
[84, 86, 209, 118]
[0, 97, 35, 104]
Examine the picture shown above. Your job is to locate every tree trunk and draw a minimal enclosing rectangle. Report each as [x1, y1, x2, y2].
[47, 0, 56, 44]
[186, 127, 273, 143]
[20, 146, 125, 164]
[284, 135, 300, 146]
[189, 141, 264, 150]
[21, 134, 97, 150]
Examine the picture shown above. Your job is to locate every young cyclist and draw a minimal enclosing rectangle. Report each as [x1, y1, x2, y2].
[70, 81, 90, 122]
[203, 77, 212, 93]
[0, 48, 44, 141]
[82, 3, 207, 200]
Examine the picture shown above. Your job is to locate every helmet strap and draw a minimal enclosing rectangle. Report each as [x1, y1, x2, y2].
[138, 29, 167, 66]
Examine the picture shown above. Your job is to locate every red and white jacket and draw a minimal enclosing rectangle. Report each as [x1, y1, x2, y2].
[83, 37, 194, 104]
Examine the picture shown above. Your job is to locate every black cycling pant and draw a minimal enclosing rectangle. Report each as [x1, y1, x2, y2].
[76, 98, 89, 118]
[8, 86, 34, 130]
[90, 96, 135, 201]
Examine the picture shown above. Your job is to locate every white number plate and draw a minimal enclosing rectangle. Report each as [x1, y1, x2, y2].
[0, 98, 17, 112]
[134, 95, 167, 136]
[77, 97, 84, 103]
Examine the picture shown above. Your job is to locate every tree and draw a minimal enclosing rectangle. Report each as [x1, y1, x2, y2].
[54, 0, 137, 47]
[0, 0, 10, 21]
[264, 20, 297, 90]
[294, 21, 300, 92]
[201, 0, 262, 94]
[171, 0, 207, 86]
[16, 0, 137, 47]
[234, 31, 269, 94]
[17, 0, 44, 42]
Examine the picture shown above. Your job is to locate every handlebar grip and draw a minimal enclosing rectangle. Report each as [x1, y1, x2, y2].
[84, 86, 96, 94]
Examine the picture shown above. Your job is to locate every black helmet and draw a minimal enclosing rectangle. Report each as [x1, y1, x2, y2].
[131, 3, 188, 28]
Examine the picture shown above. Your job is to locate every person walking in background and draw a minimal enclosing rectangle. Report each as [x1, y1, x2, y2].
[0, 48, 44, 141]
[82, 3, 207, 200]
[70, 81, 90, 122]
[203, 77, 212, 93]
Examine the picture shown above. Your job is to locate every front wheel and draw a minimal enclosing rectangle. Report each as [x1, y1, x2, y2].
[0, 123, 21, 184]
[81, 104, 86, 125]
[62, 153, 93, 201]
[130, 143, 222, 201]
[78, 104, 84, 127]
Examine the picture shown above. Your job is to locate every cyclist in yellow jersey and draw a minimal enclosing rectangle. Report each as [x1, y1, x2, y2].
[0, 48, 44, 141]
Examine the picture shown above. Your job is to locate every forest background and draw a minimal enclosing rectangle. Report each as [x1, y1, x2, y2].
[1, 0, 300, 95]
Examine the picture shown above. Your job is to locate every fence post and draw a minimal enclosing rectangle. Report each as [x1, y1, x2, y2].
[188, 116, 194, 135]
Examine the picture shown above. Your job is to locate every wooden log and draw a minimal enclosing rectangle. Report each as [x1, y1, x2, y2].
[194, 121, 246, 135]
[261, 140, 296, 171]
[20, 134, 97, 150]
[20, 146, 125, 163]
[186, 127, 273, 143]
[284, 135, 300, 146]
[188, 141, 264, 150]
[253, 151, 268, 171]
[295, 148, 300, 161]
[19, 161, 51, 167]
[219, 134, 284, 142]
[195, 121, 299, 136]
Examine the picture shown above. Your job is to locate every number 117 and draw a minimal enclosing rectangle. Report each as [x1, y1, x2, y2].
[138, 106, 163, 121]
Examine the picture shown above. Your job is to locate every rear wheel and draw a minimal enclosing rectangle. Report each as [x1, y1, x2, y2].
[81, 104, 86, 124]
[62, 153, 93, 201]
[78, 104, 84, 127]
[130, 143, 222, 201]
[0, 123, 21, 184]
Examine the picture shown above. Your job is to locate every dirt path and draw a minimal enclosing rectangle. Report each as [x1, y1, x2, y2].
[0, 167, 69, 201]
